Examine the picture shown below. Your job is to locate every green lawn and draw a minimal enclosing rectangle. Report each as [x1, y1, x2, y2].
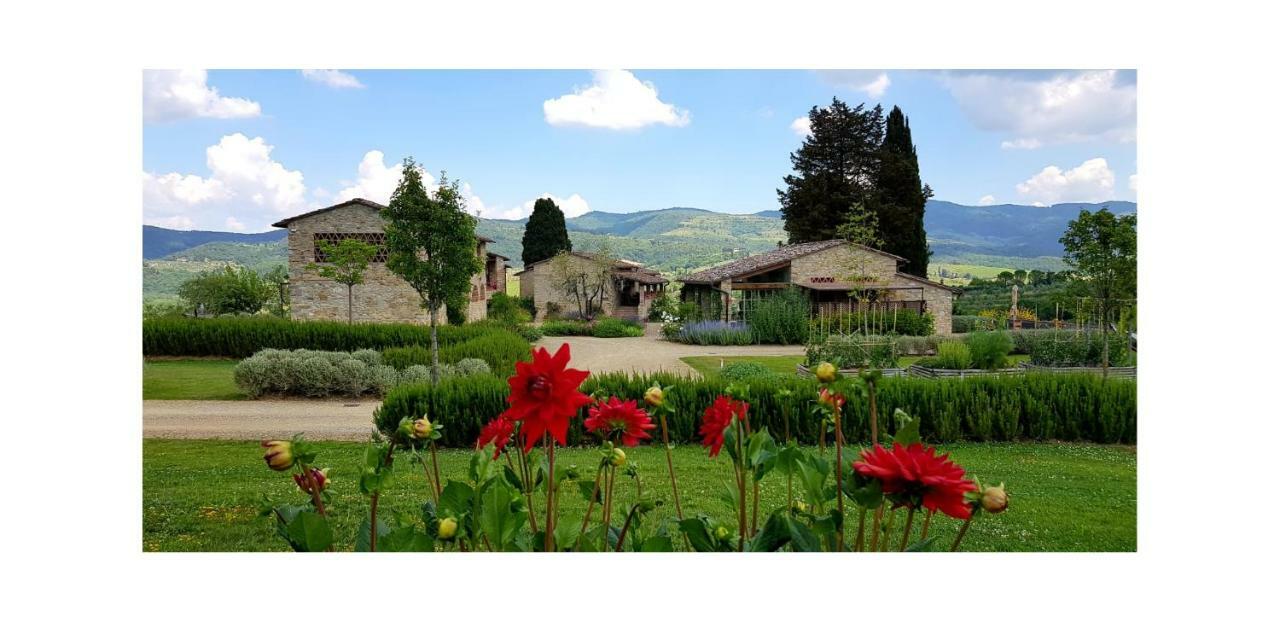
[680, 354, 1030, 379]
[143, 359, 245, 400]
[143, 439, 1135, 552]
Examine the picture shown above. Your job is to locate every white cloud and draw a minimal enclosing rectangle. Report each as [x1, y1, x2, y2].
[818, 70, 891, 98]
[225, 216, 246, 231]
[150, 215, 196, 230]
[335, 151, 429, 204]
[544, 70, 690, 130]
[978, 194, 996, 206]
[1129, 173, 1138, 193]
[470, 192, 593, 221]
[942, 70, 1135, 148]
[790, 116, 812, 137]
[301, 69, 364, 89]
[143, 133, 307, 231]
[1015, 157, 1117, 205]
[143, 69, 261, 122]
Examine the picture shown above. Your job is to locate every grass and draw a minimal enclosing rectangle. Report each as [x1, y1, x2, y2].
[143, 439, 1135, 552]
[143, 359, 245, 400]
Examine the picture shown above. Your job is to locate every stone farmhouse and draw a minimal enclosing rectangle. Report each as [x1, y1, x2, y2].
[678, 239, 960, 334]
[516, 252, 668, 321]
[272, 198, 507, 324]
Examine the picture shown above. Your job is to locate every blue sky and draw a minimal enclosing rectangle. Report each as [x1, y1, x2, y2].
[142, 69, 1137, 232]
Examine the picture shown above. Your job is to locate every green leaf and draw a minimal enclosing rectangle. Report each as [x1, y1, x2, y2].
[678, 518, 717, 553]
[438, 480, 474, 518]
[785, 516, 821, 552]
[283, 510, 332, 552]
[845, 470, 885, 509]
[577, 479, 601, 503]
[479, 481, 525, 551]
[905, 535, 939, 552]
[893, 409, 920, 446]
[640, 534, 674, 552]
[378, 525, 434, 552]
[750, 512, 791, 552]
[468, 450, 496, 483]
[355, 516, 390, 552]
[553, 515, 580, 551]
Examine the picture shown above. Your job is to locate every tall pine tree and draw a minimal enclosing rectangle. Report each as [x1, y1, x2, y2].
[876, 105, 931, 277]
[778, 98, 885, 243]
[521, 197, 573, 266]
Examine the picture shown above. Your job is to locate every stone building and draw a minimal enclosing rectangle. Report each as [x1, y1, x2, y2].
[678, 239, 959, 334]
[516, 252, 668, 321]
[272, 198, 507, 324]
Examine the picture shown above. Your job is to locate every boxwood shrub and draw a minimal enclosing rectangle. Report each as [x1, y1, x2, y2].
[374, 372, 1136, 446]
[381, 331, 531, 377]
[143, 316, 530, 358]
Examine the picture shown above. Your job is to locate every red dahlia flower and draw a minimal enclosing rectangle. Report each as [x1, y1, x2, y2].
[585, 396, 656, 446]
[852, 442, 978, 519]
[700, 395, 749, 457]
[501, 343, 593, 451]
[817, 387, 846, 411]
[476, 414, 516, 459]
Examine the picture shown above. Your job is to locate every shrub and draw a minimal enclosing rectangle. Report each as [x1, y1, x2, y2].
[1022, 330, 1134, 367]
[966, 331, 1013, 370]
[719, 361, 777, 381]
[592, 318, 644, 338]
[811, 310, 934, 337]
[893, 334, 955, 356]
[143, 299, 188, 320]
[178, 266, 275, 316]
[646, 292, 678, 322]
[805, 335, 899, 369]
[669, 321, 753, 345]
[143, 316, 520, 358]
[234, 348, 496, 398]
[952, 315, 995, 333]
[374, 371, 1137, 445]
[746, 288, 811, 345]
[920, 341, 973, 370]
[452, 358, 492, 376]
[487, 292, 532, 324]
[351, 349, 382, 366]
[539, 320, 593, 336]
[382, 331, 530, 377]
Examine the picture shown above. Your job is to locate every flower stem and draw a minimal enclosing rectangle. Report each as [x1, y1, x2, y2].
[736, 419, 747, 552]
[543, 435, 556, 552]
[899, 506, 916, 551]
[367, 442, 396, 553]
[833, 403, 846, 551]
[950, 515, 975, 552]
[580, 463, 604, 538]
[869, 503, 884, 551]
[298, 464, 334, 552]
[506, 449, 540, 532]
[659, 412, 684, 521]
[868, 379, 880, 446]
[855, 507, 867, 552]
[414, 447, 439, 505]
[879, 509, 896, 552]
[602, 465, 616, 551]
[615, 504, 641, 552]
[921, 510, 935, 540]
[429, 441, 443, 500]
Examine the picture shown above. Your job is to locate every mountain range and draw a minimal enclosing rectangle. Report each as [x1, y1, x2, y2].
[143, 200, 1136, 298]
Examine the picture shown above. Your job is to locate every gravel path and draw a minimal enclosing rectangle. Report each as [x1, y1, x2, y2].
[143, 325, 805, 440]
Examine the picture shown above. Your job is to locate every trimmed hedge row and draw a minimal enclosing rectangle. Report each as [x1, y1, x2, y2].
[142, 316, 524, 358]
[381, 331, 532, 377]
[373, 372, 1136, 447]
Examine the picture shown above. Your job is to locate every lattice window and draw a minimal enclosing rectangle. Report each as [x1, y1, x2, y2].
[312, 232, 388, 262]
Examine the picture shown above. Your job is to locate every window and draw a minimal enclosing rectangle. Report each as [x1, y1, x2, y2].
[312, 232, 388, 262]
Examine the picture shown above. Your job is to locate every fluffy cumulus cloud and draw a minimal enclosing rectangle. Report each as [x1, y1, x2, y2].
[467, 192, 591, 221]
[143, 133, 307, 230]
[941, 70, 1136, 149]
[1015, 157, 1117, 206]
[817, 70, 891, 98]
[1129, 173, 1138, 193]
[544, 70, 690, 130]
[301, 69, 364, 89]
[790, 116, 812, 137]
[335, 151, 424, 204]
[225, 216, 246, 231]
[978, 194, 996, 206]
[143, 70, 261, 123]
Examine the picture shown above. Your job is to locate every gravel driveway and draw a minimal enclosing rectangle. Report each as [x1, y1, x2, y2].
[143, 325, 805, 440]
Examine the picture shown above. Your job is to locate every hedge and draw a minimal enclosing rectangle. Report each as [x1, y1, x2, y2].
[373, 372, 1136, 446]
[142, 316, 526, 358]
[382, 331, 532, 377]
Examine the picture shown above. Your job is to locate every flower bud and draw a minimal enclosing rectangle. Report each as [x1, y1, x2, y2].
[714, 525, 732, 542]
[609, 447, 627, 467]
[261, 440, 294, 471]
[437, 517, 458, 540]
[397, 419, 415, 439]
[814, 362, 837, 384]
[411, 418, 433, 440]
[643, 385, 665, 408]
[791, 499, 810, 513]
[980, 483, 1008, 514]
[293, 467, 329, 493]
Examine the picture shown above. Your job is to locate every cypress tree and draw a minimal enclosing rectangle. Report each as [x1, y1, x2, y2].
[778, 98, 885, 244]
[876, 105, 931, 277]
[521, 197, 573, 266]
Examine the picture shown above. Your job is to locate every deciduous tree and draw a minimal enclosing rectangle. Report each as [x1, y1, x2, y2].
[1060, 207, 1137, 374]
[305, 238, 378, 324]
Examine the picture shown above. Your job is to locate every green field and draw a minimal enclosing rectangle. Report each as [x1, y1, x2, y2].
[143, 359, 245, 400]
[143, 439, 1135, 552]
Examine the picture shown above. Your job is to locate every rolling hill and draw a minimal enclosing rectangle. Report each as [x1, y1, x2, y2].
[142, 200, 1135, 298]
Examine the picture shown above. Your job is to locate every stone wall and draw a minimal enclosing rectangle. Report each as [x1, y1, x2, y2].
[519, 254, 617, 320]
[284, 203, 488, 324]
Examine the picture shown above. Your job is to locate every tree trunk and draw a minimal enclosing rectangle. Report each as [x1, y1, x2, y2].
[428, 299, 440, 383]
[1101, 301, 1111, 380]
[347, 284, 354, 325]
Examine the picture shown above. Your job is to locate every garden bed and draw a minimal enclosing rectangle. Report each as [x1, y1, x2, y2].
[906, 364, 1025, 379]
[795, 363, 907, 378]
[1018, 361, 1136, 378]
